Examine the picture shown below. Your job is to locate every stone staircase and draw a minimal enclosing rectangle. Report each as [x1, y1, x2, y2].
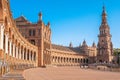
[0, 70, 25, 80]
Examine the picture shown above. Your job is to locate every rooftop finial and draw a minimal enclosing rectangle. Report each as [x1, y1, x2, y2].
[82, 39, 88, 47]
[39, 12, 42, 21]
[47, 21, 50, 27]
[92, 41, 96, 47]
[103, 4, 106, 13]
[69, 42, 73, 48]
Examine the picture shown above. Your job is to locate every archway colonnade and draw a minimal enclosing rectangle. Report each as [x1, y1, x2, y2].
[47, 49, 88, 66]
[0, 0, 38, 75]
[51, 56, 88, 66]
[0, 23, 38, 75]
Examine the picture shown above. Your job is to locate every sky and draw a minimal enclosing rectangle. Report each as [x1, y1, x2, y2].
[10, 0, 120, 48]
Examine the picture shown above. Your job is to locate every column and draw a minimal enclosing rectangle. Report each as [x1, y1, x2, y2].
[29, 52, 31, 61]
[5, 33, 9, 54]
[19, 47, 21, 59]
[32, 53, 34, 61]
[22, 49, 24, 60]
[9, 40, 12, 56]
[16, 46, 18, 58]
[0, 24, 4, 50]
[34, 52, 36, 61]
[21, 48, 23, 59]
[26, 49, 28, 60]
[12, 44, 15, 57]
[31, 53, 33, 61]
[17, 47, 19, 59]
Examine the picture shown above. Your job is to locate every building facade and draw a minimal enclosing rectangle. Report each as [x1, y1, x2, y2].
[0, 0, 38, 75]
[0, 0, 115, 75]
[15, 13, 97, 66]
[15, 12, 51, 67]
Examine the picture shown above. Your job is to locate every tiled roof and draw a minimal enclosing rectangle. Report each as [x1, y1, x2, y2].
[15, 16, 28, 22]
[52, 44, 86, 55]
[52, 44, 73, 52]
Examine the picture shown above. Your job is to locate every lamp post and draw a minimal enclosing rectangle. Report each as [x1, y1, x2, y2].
[119, 53, 120, 66]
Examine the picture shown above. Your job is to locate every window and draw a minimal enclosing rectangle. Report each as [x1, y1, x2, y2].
[30, 40, 35, 45]
[29, 29, 36, 36]
[38, 29, 40, 35]
[33, 30, 36, 36]
[29, 29, 32, 36]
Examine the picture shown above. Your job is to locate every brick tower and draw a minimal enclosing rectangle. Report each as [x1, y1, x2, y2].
[97, 6, 113, 63]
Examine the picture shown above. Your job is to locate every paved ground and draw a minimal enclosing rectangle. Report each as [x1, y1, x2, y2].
[0, 70, 25, 80]
[23, 66, 120, 80]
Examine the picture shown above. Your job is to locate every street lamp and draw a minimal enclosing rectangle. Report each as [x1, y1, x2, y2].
[119, 53, 120, 66]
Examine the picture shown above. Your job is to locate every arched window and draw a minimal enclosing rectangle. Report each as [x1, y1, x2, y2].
[30, 40, 35, 45]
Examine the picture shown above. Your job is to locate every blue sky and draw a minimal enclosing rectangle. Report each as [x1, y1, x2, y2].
[10, 0, 120, 48]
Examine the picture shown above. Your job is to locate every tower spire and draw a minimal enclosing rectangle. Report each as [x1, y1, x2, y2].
[102, 5, 107, 24]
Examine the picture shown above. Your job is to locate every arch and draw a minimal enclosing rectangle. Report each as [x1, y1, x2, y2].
[67, 58, 69, 62]
[27, 49, 30, 60]
[83, 58, 86, 63]
[72, 58, 74, 63]
[81, 59, 83, 63]
[99, 60, 103, 63]
[17, 43, 20, 59]
[34, 52, 36, 61]
[9, 28, 12, 38]
[64, 57, 66, 62]
[52, 56, 54, 62]
[24, 48, 26, 60]
[15, 39, 18, 45]
[5, 17, 8, 28]
[78, 59, 80, 63]
[21, 46, 23, 59]
[69, 58, 71, 62]
[58, 57, 60, 63]
[3, 34, 5, 50]
[12, 35, 14, 41]
[31, 51, 33, 61]
[75, 58, 77, 63]
[86, 58, 89, 63]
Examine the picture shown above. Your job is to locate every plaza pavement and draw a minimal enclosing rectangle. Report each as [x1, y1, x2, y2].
[0, 70, 25, 80]
[23, 66, 120, 80]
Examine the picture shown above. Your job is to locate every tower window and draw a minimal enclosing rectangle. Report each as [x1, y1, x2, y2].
[101, 40, 104, 42]
[38, 29, 40, 35]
